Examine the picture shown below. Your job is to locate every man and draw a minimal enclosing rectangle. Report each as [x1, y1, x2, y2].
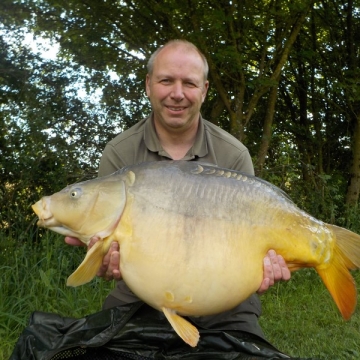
[66, 39, 290, 350]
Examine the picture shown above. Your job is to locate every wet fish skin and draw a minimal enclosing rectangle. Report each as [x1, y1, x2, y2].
[32, 161, 360, 347]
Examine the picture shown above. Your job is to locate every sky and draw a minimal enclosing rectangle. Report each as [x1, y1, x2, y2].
[23, 32, 60, 60]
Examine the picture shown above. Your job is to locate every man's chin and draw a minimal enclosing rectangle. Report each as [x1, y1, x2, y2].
[154, 112, 199, 131]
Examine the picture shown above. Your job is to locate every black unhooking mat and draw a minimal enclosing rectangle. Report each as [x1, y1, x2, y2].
[10, 302, 310, 360]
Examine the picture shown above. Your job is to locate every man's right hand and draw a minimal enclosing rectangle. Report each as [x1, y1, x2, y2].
[65, 236, 122, 281]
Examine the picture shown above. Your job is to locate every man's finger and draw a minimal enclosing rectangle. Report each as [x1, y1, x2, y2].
[263, 252, 275, 286]
[65, 237, 85, 247]
[106, 250, 121, 280]
[88, 236, 100, 250]
[268, 249, 283, 281]
[97, 242, 120, 279]
[277, 255, 291, 281]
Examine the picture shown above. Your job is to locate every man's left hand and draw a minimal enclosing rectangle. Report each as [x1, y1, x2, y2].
[257, 249, 291, 294]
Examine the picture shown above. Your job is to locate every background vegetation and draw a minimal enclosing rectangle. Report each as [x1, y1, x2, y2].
[2, 232, 360, 359]
[1, 0, 360, 358]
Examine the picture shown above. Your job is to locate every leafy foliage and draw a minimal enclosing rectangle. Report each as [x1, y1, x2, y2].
[0, 1, 360, 238]
[1, 3, 360, 357]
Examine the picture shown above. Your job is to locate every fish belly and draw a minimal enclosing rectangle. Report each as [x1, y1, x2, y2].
[118, 202, 264, 316]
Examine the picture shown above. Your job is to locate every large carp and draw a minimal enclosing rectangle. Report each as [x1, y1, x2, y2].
[32, 161, 360, 347]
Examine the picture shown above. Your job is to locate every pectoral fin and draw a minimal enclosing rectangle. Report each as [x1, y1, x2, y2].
[67, 240, 106, 287]
[162, 307, 199, 347]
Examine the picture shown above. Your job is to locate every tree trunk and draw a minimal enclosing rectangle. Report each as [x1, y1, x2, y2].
[346, 117, 360, 206]
[255, 83, 279, 176]
[344, 0, 360, 207]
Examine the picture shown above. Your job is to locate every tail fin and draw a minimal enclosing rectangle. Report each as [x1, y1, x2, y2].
[329, 224, 360, 269]
[316, 224, 360, 320]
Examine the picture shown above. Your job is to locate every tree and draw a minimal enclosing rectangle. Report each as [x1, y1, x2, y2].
[1, 0, 360, 236]
[0, 24, 122, 238]
[5, 0, 314, 137]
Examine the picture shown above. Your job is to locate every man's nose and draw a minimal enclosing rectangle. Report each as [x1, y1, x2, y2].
[170, 82, 184, 100]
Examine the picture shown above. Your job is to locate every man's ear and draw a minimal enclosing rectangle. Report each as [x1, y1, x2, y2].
[202, 80, 209, 102]
[145, 74, 151, 97]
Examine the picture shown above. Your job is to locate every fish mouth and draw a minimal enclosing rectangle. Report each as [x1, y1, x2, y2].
[32, 199, 63, 228]
[32, 199, 88, 240]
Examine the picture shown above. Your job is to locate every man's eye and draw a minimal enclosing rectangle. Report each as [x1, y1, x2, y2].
[160, 79, 170, 84]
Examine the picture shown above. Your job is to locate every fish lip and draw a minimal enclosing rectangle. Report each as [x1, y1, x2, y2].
[47, 224, 83, 239]
[32, 200, 54, 223]
[36, 216, 63, 229]
[36, 218, 86, 240]
[32, 199, 65, 230]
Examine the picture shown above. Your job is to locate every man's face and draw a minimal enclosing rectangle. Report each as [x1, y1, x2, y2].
[146, 45, 209, 133]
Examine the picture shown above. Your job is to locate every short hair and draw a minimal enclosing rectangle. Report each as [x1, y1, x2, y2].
[147, 40, 209, 81]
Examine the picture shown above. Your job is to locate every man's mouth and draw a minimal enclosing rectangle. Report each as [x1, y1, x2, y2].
[167, 106, 186, 112]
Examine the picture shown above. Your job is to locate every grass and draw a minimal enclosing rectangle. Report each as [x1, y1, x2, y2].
[0, 232, 114, 360]
[1, 232, 360, 359]
[260, 270, 360, 359]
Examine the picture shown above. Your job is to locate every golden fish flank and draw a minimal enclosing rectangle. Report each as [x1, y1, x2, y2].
[32, 161, 360, 348]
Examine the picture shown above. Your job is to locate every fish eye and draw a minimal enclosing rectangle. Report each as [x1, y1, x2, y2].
[69, 187, 82, 199]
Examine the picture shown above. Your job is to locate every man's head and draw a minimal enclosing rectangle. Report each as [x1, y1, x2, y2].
[146, 40, 209, 135]
[147, 40, 209, 82]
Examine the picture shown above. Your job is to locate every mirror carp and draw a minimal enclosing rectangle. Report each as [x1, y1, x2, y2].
[32, 161, 360, 347]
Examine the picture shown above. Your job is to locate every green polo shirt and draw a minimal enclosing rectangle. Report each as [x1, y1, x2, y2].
[99, 114, 254, 176]
[98, 114, 264, 339]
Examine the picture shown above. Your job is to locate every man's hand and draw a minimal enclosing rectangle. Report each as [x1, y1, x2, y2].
[257, 249, 291, 295]
[65, 236, 122, 281]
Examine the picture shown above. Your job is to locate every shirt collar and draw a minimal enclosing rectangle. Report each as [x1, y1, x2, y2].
[191, 114, 208, 158]
[144, 113, 162, 153]
[143, 112, 208, 159]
